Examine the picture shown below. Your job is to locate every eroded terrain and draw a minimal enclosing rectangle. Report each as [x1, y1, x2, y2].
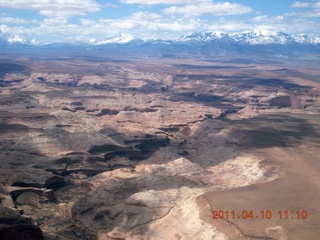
[0, 57, 319, 239]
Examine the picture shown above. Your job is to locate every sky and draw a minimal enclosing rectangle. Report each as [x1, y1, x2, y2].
[0, 0, 319, 43]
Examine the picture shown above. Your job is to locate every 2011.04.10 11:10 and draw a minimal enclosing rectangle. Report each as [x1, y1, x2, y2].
[212, 210, 309, 219]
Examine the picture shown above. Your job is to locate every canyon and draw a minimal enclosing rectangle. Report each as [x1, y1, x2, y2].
[0, 56, 320, 239]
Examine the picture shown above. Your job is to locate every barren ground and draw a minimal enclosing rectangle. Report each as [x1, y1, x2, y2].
[0, 57, 319, 240]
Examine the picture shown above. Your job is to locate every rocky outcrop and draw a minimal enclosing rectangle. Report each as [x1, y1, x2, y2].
[0, 206, 43, 240]
[88, 144, 130, 154]
[270, 95, 292, 107]
[7, 187, 56, 203]
[104, 149, 143, 161]
[45, 176, 68, 191]
[96, 109, 119, 116]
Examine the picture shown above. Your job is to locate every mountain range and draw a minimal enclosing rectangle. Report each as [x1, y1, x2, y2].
[1, 30, 320, 59]
[177, 30, 320, 45]
[1, 30, 320, 46]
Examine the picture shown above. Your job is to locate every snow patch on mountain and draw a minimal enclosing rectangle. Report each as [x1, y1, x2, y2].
[177, 30, 320, 45]
[7, 34, 27, 44]
[293, 34, 320, 44]
[231, 30, 290, 44]
[89, 34, 136, 45]
[0, 32, 39, 45]
[178, 31, 228, 42]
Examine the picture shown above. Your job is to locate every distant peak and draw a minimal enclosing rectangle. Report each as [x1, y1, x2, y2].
[90, 33, 137, 45]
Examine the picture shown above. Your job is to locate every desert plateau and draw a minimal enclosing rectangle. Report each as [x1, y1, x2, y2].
[0, 54, 319, 240]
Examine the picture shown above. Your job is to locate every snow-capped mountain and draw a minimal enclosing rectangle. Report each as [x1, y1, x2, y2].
[177, 30, 320, 45]
[231, 30, 292, 44]
[6, 34, 27, 44]
[87, 34, 137, 45]
[177, 31, 228, 42]
[1, 30, 319, 59]
[1, 30, 319, 46]
[293, 33, 320, 44]
[0, 31, 39, 45]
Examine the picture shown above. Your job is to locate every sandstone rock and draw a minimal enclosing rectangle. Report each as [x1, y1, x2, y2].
[0, 206, 43, 240]
[15, 192, 40, 207]
[270, 95, 292, 107]
[88, 144, 130, 154]
[104, 149, 142, 161]
[45, 176, 68, 191]
[9, 188, 46, 202]
[0, 193, 15, 208]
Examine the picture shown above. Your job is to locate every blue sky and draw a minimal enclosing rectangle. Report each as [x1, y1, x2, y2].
[0, 0, 319, 43]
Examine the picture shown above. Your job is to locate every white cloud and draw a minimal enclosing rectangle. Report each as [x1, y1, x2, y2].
[287, 1, 320, 17]
[0, 17, 39, 24]
[248, 15, 320, 33]
[291, 1, 320, 8]
[0, 0, 101, 17]
[285, 9, 320, 18]
[286, 10, 320, 17]
[163, 2, 252, 16]
[291, 2, 311, 8]
[1, 5, 319, 44]
[130, 11, 162, 20]
[43, 17, 68, 25]
[120, 0, 210, 4]
[103, 3, 117, 8]
[80, 18, 96, 26]
[98, 12, 202, 34]
[251, 15, 286, 23]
